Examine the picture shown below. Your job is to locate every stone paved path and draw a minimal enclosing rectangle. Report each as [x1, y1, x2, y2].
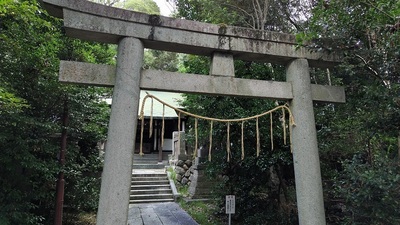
[127, 202, 199, 225]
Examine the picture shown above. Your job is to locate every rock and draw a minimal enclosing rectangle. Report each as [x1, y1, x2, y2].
[175, 166, 186, 175]
[183, 164, 189, 170]
[184, 160, 193, 167]
[181, 177, 189, 185]
[184, 169, 191, 178]
[176, 160, 185, 167]
[176, 174, 182, 182]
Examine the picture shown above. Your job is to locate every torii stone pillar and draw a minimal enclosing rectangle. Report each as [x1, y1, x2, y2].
[97, 38, 143, 225]
[287, 59, 325, 224]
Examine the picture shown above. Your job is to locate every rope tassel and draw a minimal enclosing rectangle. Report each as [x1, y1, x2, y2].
[178, 112, 181, 145]
[256, 117, 260, 157]
[161, 104, 165, 148]
[194, 118, 198, 159]
[227, 122, 230, 162]
[149, 98, 153, 138]
[282, 108, 287, 145]
[241, 121, 245, 160]
[270, 113, 274, 151]
[139, 114, 145, 156]
[209, 121, 213, 161]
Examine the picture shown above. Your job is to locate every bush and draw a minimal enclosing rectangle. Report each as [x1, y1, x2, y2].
[334, 153, 400, 225]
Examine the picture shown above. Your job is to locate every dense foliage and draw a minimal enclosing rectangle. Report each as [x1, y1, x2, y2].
[0, 0, 114, 224]
[180, 56, 297, 224]
[304, 0, 400, 224]
[174, 0, 400, 224]
[1, 0, 399, 224]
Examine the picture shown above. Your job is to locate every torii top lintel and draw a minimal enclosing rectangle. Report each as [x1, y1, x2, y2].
[41, 0, 341, 68]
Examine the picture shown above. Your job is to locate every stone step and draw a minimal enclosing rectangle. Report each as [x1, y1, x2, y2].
[130, 170, 174, 204]
[130, 193, 174, 200]
[131, 184, 171, 190]
[131, 180, 169, 185]
[132, 160, 160, 164]
[132, 173, 166, 177]
[132, 164, 166, 169]
[132, 176, 168, 181]
[131, 189, 172, 195]
[129, 198, 174, 204]
[133, 154, 167, 161]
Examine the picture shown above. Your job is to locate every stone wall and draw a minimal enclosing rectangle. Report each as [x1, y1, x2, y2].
[174, 159, 193, 186]
[173, 156, 216, 199]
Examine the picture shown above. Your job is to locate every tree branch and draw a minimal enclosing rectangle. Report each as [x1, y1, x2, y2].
[221, 3, 256, 29]
[252, 0, 261, 29]
[363, 0, 396, 21]
[354, 53, 389, 87]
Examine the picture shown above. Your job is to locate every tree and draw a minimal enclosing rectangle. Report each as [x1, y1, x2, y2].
[0, 0, 114, 224]
[180, 56, 297, 224]
[301, 0, 400, 224]
[115, 0, 181, 72]
[172, 0, 304, 223]
[172, 0, 314, 32]
[118, 0, 160, 14]
[175, 0, 400, 224]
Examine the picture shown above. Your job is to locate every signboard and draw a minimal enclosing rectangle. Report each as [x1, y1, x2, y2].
[226, 195, 235, 214]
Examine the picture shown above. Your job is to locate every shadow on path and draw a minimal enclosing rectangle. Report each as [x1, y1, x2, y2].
[128, 202, 199, 225]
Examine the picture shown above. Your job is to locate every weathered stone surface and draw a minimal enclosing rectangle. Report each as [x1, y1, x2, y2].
[286, 59, 326, 225]
[176, 174, 182, 182]
[182, 164, 189, 171]
[41, 0, 341, 68]
[181, 177, 189, 185]
[139, 207, 163, 225]
[176, 160, 184, 167]
[126, 202, 198, 225]
[210, 52, 234, 77]
[188, 158, 217, 199]
[96, 37, 143, 225]
[59, 61, 346, 103]
[174, 166, 185, 176]
[311, 84, 346, 103]
[59, 61, 115, 86]
[184, 169, 191, 178]
[184, 160, 193, 168]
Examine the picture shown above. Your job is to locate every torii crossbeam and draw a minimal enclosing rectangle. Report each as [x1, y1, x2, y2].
[40, 1, 345, 224]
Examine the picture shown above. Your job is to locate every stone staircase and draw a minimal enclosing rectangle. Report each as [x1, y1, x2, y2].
[130, 153, 174, 204]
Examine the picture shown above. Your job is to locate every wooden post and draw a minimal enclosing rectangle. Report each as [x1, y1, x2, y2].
[54, 97, 68, 225]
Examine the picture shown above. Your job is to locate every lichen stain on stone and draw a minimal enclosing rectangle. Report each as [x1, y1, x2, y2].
[217, 24, 229, 49]
[231, 27, 263, 40]
[148, 15, 162, 40]
[148, 15, 162, 26]
[218, 24, 227, 35]
[218, 36, 229, 49]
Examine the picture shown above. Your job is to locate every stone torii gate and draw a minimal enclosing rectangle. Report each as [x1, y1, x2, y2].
[41, 0, 345, 224]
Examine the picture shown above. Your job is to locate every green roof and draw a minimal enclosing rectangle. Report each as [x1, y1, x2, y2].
[104, 91, 183, 119]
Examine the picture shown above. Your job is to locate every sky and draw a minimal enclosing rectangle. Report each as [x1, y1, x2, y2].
[153, 0, 174, 16]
